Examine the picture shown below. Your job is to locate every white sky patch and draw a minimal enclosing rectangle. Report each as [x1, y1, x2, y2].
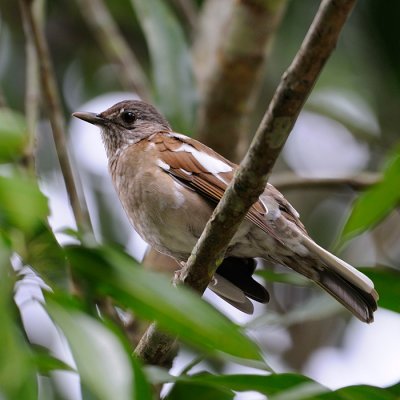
[305, 309, 400, 389]
[176, 143, 232, 174]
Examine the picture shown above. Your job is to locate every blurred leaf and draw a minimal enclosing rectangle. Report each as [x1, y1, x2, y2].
[132, 356, 153, 400]
[256, 269, 310, 286]
[0, 109, 27, 162]
[130, 0, 195, 132]
[179, 373, 400, 400]
[46, 299, 134, 400]
[248, 294, 342, 330]
[145, 365, 176, 385]
[0, 175, 48, 234]
[0, 247, 37, 400]
[310, 383, 400, 399]
[32, 349, 75, 374]
[341, 149, 400, 241]
[359, 267, 400, 313]
[25, 224, 68, 288]
[167, 380, 234, 400]
[66, 245, 264, 363]
[187, 373, 328, 398]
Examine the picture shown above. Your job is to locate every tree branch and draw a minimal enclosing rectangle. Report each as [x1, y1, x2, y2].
[181, 0, 357, 289]
[171, 0, 198, 31]
[194, 0, 287, 161]
[20, 0, 92, 233]
[20, 0, 43, 172]
[0, 88, 6, 108]
[76, 0, 151, 101]
[134, 323, 178, 368]
[135, 0, 357, 365]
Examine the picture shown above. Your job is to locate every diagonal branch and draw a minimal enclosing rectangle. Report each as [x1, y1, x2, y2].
[20, 0, 43, 172]
[179, 0, 358, 292]
[171, 0, 198, 31]
[0, 88, 6, 108]
[135, 0, 357, 365]
[20, 0, 92, 233]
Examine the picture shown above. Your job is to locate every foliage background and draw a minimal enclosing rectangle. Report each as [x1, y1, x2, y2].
[0, 0, 400, 399]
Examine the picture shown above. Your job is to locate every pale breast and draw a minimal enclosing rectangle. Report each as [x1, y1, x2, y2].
[110, 143, 213, 260]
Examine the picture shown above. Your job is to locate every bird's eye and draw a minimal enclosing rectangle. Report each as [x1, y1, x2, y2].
[121, 111, 136, 124]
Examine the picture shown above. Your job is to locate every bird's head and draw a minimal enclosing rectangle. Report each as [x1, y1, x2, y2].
[73, 100, 171, 158]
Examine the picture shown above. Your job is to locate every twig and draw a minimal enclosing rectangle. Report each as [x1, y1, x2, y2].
[270, 172, 380, 192]
[135, 323, 178, 367]
[76, 0, 151, 101]
[171, 0, 198, 31]
[194, 0, 287, 161]
[20, 0, 92, 234]
[0, 89, 6, 108]
[135, 0, 357, 365]
[19, 0, 43, 171]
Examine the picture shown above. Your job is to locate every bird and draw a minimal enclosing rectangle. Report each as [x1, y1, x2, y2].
[73, 100, 378, 322]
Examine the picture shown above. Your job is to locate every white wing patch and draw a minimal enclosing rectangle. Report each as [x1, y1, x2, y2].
[157, 159, 170, 171]
[214, 174, 229, 185]
[258, 198, 269, 215]
[176, 143, 232, 174]
[179, 168, 192, 176]
[169, 133, 188, 141]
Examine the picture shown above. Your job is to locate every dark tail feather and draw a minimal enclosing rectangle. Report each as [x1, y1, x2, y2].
[300, 236, 378, 323]
[316, 267, 377, 323]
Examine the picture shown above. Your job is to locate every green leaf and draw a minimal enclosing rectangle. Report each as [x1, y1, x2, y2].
[311, 383, 400, 400]
[186, 373, 329, 398]
[167, 380, 234, 400]
[132, 356, 153, 400]
[359, 267, 400, 313]
[145, 365, 176, 385]
[46, 300, 134, 400]
[24, 224, 68, 288]
[32, 349, 75, 375]
[130, 0, 195, 132]
[247, 294, 342, 330]
[66, 245, 264, 363]
[0, 109, 27, 162]
[0, 248, 38, 400]
[0, 175, 48, 234]
[341, 150, 400, 241]
[256, 269, 310, 286]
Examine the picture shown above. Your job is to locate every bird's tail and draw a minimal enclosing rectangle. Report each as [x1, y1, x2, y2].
[301, 236, 378, 323]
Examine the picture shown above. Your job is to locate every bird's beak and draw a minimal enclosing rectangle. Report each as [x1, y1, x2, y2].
[72, 111, 108, 126]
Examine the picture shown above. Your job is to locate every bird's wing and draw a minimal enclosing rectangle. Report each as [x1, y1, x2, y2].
[148, 132, 378, 323]
[149, 132, 283, 240]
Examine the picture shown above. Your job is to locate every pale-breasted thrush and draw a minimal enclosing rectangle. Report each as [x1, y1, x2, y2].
[73, 100, 378, 322]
